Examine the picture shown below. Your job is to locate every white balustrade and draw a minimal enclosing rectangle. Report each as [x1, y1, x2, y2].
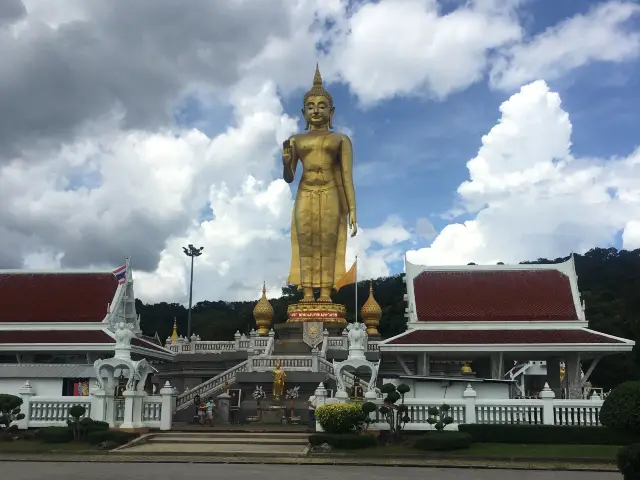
[16, 381, 175, 431]
[366, 384, 604, 431]
[166, 334, 379, 355]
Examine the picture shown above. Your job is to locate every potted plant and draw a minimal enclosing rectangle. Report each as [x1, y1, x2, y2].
[252, 385, 266, 422]
[285, 386, 300, 423]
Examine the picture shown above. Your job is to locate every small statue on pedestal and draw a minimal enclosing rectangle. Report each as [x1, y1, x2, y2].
[272, 360, 286, 401]
[352, 375, 364, 400]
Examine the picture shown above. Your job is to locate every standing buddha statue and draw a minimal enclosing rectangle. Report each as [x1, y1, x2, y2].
[282, 64, 357, 304]
[272, 359, 286, 401]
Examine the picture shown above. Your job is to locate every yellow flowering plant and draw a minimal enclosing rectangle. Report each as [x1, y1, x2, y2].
[315, 402, 368, 434]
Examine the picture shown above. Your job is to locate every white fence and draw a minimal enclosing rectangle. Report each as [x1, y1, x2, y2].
[15, 381, 175, 431]
[315, 383, 605, 431]
[166, 329, 379, 355]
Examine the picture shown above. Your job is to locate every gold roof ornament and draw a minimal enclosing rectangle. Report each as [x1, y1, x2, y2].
[170, 317, 179, 345]
[304, 63, 333, 107]
[461, 362, 473, 374]
[360, 281, 382, 336]
[253, 282, 274, 336]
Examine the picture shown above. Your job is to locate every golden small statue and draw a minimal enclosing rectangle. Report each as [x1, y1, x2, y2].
[272, 360, 286, 401]
[283, 64, 357, 303]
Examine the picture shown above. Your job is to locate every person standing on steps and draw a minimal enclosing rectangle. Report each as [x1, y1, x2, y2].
[308, 391, 317, 429]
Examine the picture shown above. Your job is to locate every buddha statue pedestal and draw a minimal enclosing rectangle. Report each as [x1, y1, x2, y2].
[274, 302, 347, 350]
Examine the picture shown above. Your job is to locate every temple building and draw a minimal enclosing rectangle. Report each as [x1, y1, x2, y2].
[377, 256, 635, 399]
[0, 270, 174, 397]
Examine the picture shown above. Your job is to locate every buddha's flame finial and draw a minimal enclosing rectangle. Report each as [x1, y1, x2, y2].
[262, 281, 267, 295]
[313, 63, 323, 86]
[369, 280, 373, 293]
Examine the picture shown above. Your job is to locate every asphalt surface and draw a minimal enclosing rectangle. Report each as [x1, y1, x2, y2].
[0, 462, 620, 479]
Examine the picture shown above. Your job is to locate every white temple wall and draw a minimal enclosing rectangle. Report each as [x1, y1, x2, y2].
[383, 377, 510, 400]
[0, 378, 63, 397]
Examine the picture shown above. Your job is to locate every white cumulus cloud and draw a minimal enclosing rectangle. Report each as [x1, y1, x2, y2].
[407, 80, 640, 265]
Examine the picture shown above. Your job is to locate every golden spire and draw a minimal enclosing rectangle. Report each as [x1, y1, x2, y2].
[360, 281, 382, 336]
[170, 317, 178, 345]
[304, 63, 333, 107]
[253, 281, 274, 336]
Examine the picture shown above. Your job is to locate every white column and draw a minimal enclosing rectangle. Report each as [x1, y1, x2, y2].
[314, 383, 327, 432]
[490, 352, 504, 379]
[463, 384, 477, 424]
[90, 388, 108, 423]
[540, 383, 555, 425]
[18, 381, 35, 430]
[565, 353, 582, 399]
[418, 353, 430, 376]
[160, 382, 174, 431]
[120, 390, 137, 429]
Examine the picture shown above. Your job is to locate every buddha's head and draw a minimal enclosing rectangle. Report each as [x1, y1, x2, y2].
[303, 64, 334, 130]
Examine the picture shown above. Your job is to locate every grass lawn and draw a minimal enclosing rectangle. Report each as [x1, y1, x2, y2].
[337, 443, 619, 460]
[0, 441, 102, 453]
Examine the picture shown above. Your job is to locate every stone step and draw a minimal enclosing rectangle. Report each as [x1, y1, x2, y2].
[123, 443, 305, 455]
[152, 431, 310, 439]
[148, 436, 308, 445]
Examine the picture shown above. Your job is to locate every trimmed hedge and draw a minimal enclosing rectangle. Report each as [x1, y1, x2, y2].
[40, 426, 73, 444]
[601, 381, 640, 435]
[617, 443, 640, 480]
[86, 430, 138, 446]
[309, 433, 377, 450]
[458, 424, 640, 445]
[413, 432, 472, 451]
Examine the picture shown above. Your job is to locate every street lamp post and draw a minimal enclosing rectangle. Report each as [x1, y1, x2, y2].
[182, 244, 204, 339]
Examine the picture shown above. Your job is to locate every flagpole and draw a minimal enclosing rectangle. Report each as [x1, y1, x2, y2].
[354, 255, 358, 323]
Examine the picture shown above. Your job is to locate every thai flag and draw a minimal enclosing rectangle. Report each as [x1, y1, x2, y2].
[112, 264, 127, 285]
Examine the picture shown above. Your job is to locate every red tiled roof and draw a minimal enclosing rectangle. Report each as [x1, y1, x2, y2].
[0, 273, 117, 323]
[413, 270, 578, 322]
[387, 329, 623, 345]
[0, 330, 172, 355]
[0, 330, 114, 343]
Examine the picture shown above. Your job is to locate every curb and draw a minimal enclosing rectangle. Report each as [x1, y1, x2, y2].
[308, 452, 616, 465]
[0, 454, 619, 472]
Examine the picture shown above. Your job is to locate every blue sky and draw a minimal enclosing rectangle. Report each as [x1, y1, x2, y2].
[1, 0, 639, 302]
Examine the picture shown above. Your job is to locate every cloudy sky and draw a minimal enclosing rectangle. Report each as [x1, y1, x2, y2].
[1, 0, 639, 304]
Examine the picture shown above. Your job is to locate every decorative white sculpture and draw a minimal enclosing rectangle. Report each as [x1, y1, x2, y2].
[333, 322, 379, 400]
[346, 322, 366, 359]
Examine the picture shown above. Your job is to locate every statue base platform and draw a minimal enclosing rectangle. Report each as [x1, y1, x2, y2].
[286, 301, 347, 326]
[274, 322, 343, 353]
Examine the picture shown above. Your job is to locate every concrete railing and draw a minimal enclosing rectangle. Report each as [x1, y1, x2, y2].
[362, 384, 604, 430]
[15, 381, 175, 431]
[166, 330, 379, 355]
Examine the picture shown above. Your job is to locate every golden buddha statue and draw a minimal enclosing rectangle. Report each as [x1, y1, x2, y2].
[283, 64, 357, 304]
[272, 359, 286, 401]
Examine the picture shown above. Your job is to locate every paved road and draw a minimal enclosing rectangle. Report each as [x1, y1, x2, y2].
[0, 462, 619, 480]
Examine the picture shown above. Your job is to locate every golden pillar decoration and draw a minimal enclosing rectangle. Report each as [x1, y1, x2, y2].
[253, 282, 274, 335]
[170, 317, 179, 345]
[272, 360, 286, 401]
[282, 64, 357, 304]
[360, 281, 382, 336]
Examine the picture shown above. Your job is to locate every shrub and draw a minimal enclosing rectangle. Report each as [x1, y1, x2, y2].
[600, 381, 640, 435]
[413, 431, 472, 451]
[378, 383, 411, 442]
[617, 443, 640, 480]
[40, 426, 73, 444]
[458, 424, 640, 445]
[0, 394, 25, 430]
[427, 404, 454, 431]
[67, 405, 87, 439]
[85, 430, 138, 446]
[309, 433, 377, 450]
[315, 403, 367, 434]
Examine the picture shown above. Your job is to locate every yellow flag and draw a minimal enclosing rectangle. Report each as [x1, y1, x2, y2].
[335, 260, 357, 291]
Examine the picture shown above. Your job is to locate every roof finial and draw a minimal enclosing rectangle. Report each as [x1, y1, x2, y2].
[262, 281, 266, 294]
